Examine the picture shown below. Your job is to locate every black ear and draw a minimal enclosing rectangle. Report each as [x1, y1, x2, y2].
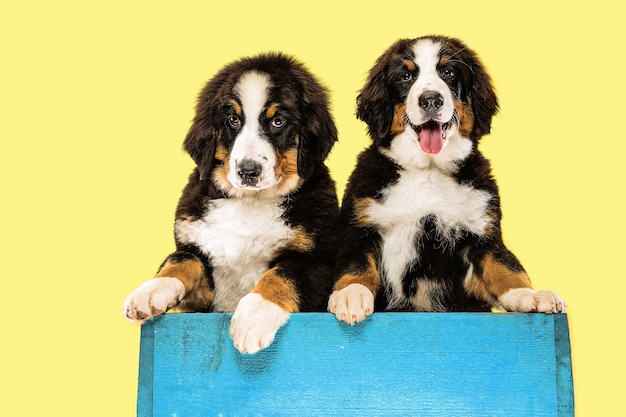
[297, 103, 337, 179]
[356, 40, 414, 144]
[296, 75, 338, 179]
[469, 56, 499, 140]
[183, 102, 217, 181]
[356, 60, 395, 144]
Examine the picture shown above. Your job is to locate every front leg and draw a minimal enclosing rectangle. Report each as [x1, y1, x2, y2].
[328, 252, 381, 325]
[465, 251, 565, 314]
[123, 252, 213, 323]
[229, 268, 298, 354]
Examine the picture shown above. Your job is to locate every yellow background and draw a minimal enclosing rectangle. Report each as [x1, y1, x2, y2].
[1, 1, 623, 415]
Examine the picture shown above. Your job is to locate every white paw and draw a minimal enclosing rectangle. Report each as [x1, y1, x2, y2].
[229, 293, 290, 354]
[123, 277, 185, 323]
[328, 283, 374, 325]
[498, 288, 566, 314]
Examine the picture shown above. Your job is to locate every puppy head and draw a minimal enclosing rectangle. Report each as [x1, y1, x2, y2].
[183, 53, 337, 198]
[357, 36, 498, 157]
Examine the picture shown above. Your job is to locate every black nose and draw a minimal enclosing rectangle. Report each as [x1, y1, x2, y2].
[419, 91, 444, 112]
[237, 159, 262, 184]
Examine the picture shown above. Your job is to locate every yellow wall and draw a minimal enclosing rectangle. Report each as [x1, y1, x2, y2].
[1, 1, 622, 415]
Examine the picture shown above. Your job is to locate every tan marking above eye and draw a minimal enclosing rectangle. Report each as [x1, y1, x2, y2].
[403, 60, 416, 72]
[266, 103, 279, 119]
[229, 99, 242, 116]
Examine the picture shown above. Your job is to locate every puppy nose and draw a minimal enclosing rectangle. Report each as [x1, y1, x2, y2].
[237, 159, 262, 183]
[419, 91, 444, 112]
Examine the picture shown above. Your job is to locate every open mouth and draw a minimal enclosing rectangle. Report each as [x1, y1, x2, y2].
[413, 120, 451, 154]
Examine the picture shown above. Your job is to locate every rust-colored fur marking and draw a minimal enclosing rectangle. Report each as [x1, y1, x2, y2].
[333, 253, 381, 295]
[253, 269, 300, 312]
[266, 103, 279, 119]
[157, 258, 214, 311]
[287, 225, 315, 252]
[212, 164, 231, 192]
[229, 99, 242, 116]
[465, 253, 531, 303]
[390, 104, 407, 136]
[403, 59, 416, 72]
[271, 225, 315, 259]
[212, 137, 231, 191]
[275, 147, 301, 195]
[214, 142, 229, 162]
[353, 197, 375, 227]
[455, 99, 474, 138]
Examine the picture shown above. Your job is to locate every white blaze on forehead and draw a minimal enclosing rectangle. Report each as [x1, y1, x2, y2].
[229, 71, 277, 191]
[234, 71, 272, 120]
[412, 38, 442, 83]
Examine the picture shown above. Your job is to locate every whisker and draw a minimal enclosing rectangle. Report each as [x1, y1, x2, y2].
[448, 58, 474, 74]
[443, 47, 474, 74]
[447, 47, 466, 57]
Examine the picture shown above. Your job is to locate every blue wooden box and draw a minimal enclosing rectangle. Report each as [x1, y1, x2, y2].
[137, 313, 574, 417]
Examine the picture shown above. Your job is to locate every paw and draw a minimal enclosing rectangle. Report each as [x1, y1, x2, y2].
[498, 288, 566, 314]
[328, 283, 374, 325]
[123, 277, 185, 323]
[230, 293, 290, 354]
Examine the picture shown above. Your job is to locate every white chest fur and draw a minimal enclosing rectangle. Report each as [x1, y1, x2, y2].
[175, 198, 293, 312]
[365, 168, 492, 308]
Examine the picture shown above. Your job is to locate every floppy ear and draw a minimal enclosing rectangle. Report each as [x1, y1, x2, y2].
[296, 76, 338, 179]
[297, 103, 337, 179]
[468, 57, 499, 140]
[356, 60, 395, 145]
[183, 102, 217, 181]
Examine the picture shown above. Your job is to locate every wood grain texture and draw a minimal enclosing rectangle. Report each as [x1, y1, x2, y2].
[137, 313, 574, 417]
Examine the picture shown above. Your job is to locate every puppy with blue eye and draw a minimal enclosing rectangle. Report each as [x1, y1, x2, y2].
[328, 36, 565, 324]
[123, 53, 339, 354]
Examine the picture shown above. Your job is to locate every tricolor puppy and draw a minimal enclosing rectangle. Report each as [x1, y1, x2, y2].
[328, 36, 565, 324]
[123, 53, 339, 353]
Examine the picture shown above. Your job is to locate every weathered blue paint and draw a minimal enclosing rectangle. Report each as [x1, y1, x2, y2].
[137, 313, 574, 417]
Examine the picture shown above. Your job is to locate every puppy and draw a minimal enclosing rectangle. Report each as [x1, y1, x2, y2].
[328, 36, 565, 324]
[124, 53, 339, 353]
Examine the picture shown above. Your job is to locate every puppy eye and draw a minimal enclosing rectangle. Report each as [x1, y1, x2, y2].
[401, 71, 413, 82]
[271, 117, 286, 129]
[440, 67, 455, 80]
[228, 115, 241, 129]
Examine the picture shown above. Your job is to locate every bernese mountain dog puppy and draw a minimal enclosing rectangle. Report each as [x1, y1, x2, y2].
[328, 36, 565, 324]
[123, 53, 339, 353]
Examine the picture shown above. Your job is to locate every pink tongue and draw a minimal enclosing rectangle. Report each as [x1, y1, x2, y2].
[419, 121, 444, 154]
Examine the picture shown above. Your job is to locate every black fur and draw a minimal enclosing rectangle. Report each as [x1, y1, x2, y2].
[333, 36, 533, 313]
[126, 53, 339, 319]
[178, 53, 338, 312]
